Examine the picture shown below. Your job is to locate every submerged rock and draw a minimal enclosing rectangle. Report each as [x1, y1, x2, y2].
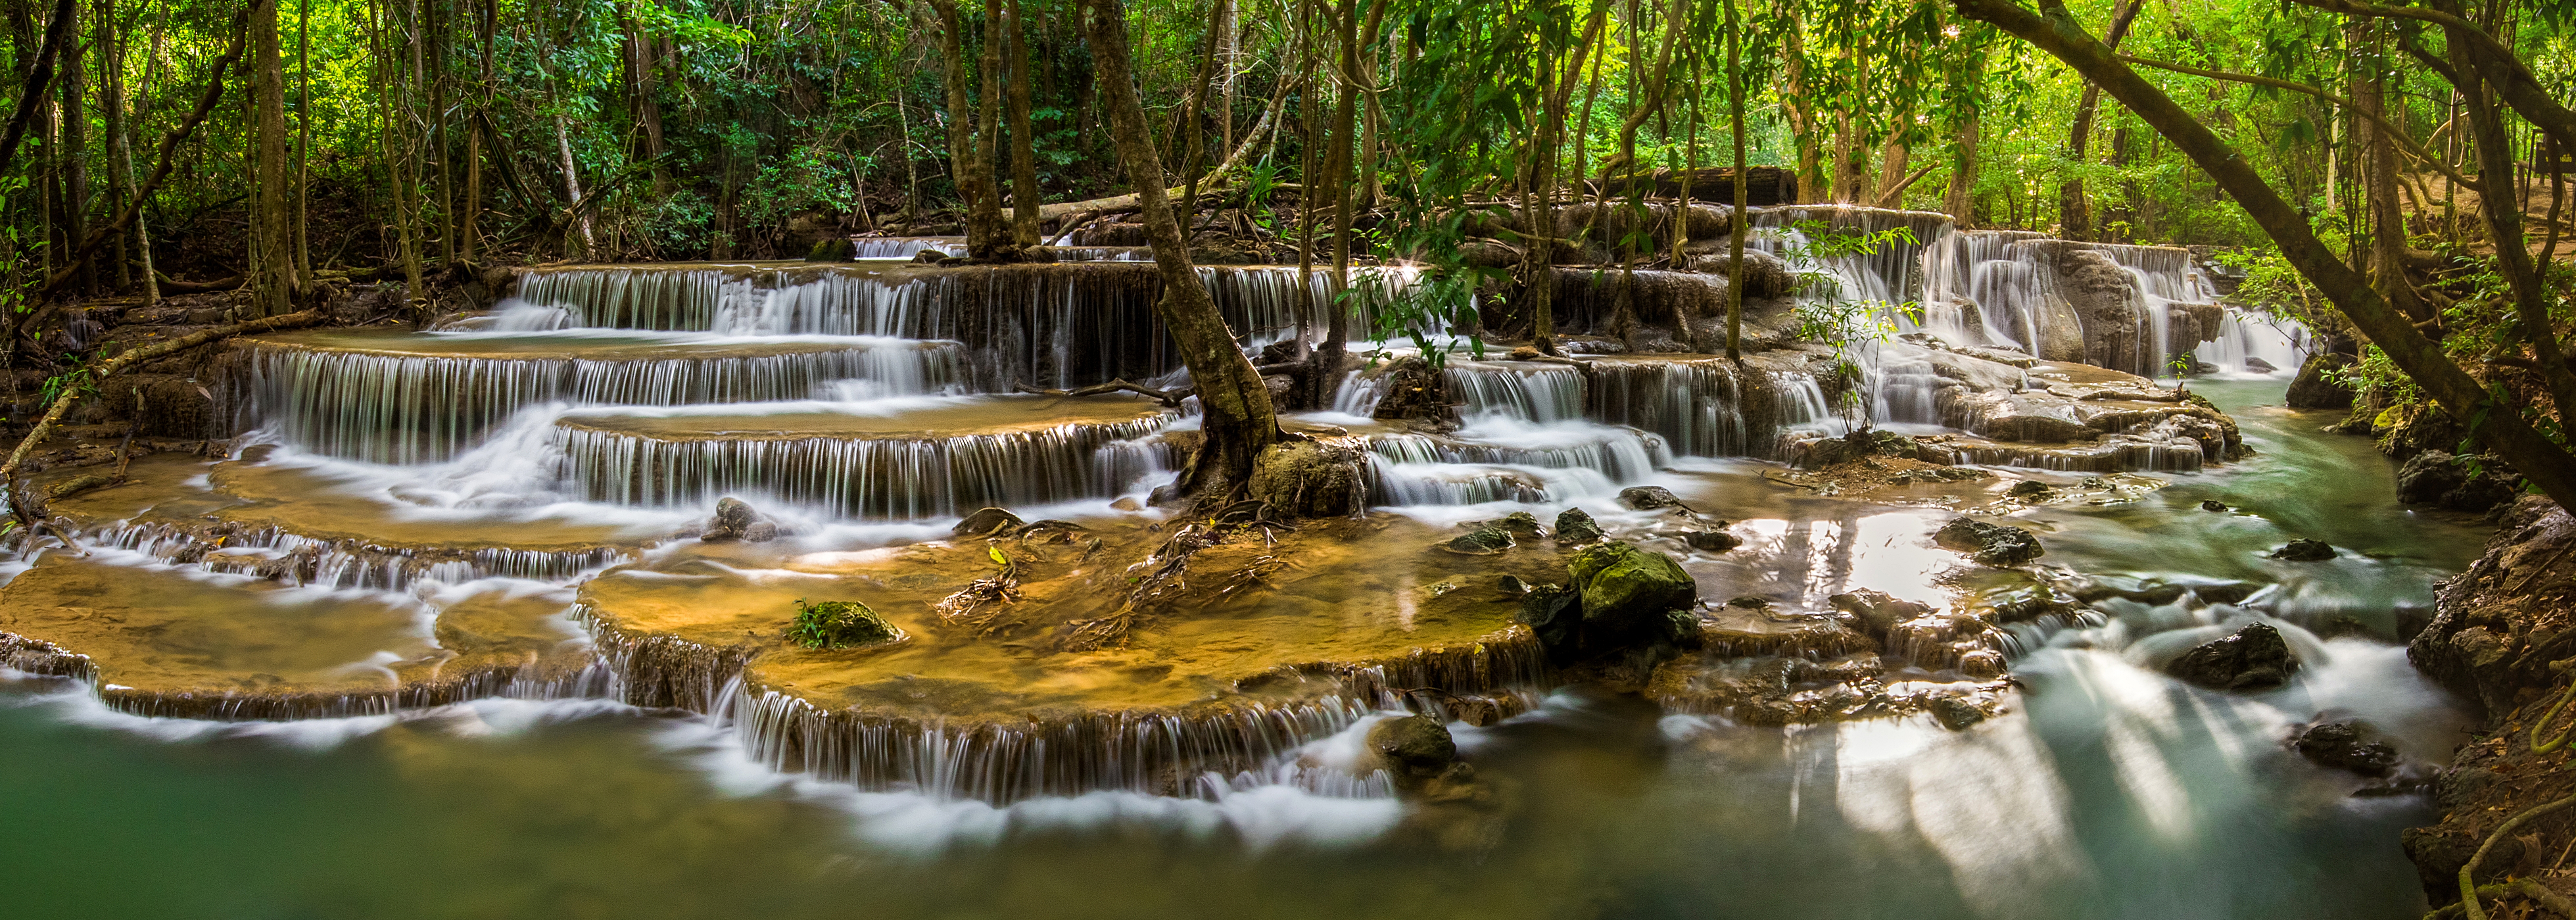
[953, 506, 1025, 537]
[2291, 722, 2399, 776]
[1618, 485, 1689, 511]
[1933, 517, 2044, 565]
[1248, 440, 1366, 517]
[2201, 500, 2229, 512]
[1443, 526, 1515, 555]
[2168, 622, 2298, 691]
[1554, 507, 1607, 544]
[2271, 538, 2337, 561]
[1683, 529, 1742, 552]
[704, 497, 779, 542]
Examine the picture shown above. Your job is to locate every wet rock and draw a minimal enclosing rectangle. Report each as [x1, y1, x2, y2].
[2271, 538, 2337, 561]
[1927, 696, 1989, 730]
[1248, 440, 1367, 517]
[952, 507, 1025, 537]
[1443, 526, 1516, 555]
[1618, 485, 1689, 511]
[1366, 714, 1460, 792]
[2290, 722, 2399, 776]
[1933, 517, 2044, 565]
[703, 497, 776, 542]
[2007, 480, 2054, 501]
[1570, 542, 1700, 640]
[1828, 589, 1933, 639]
[1690, 248, 1796, 298]
[2201, 500, 2229, 512]
[910, 249, 954, 264]
[2396, 450, 2520, 513]
[1517, 583, 1582, 650]
[1554, 507, 1607, 544]
[1469, 511, 1546, 540]
[2244, 357, 2277, 374]
[2284, 353, 2355, 409]
[2167, 622, 2299, 691]
[1684, 529, 1742, 552]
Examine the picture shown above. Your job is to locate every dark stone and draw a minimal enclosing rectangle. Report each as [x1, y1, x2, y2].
[2284, 353, 2355, 409]
[1684, 530, 1742, 552]
[1933, 517, 2045, 565]
[1570, 542, 1699, 639]
[1370, 357, 1451, 423]
[2007, 480, 2053, 500]
[2396, 450, 2519, 513]
[1927, 696, 1988, 730]
[910, 249, 954, 264]
[2271, 538, 2337, 561]
[2167, 622, 2300, 691]
[2244, 357, 2278, 374]
[1367, 714, 1460, 792]
[1618, 485, 1689, 511]
[1517, 583, 1582, 651]
[952, 507, 1025, 537]
[1444, 526, 1516, 555]
[2290, 722, 2400, 776]
[1248, 441, 1367, 517]
[1554, 507, 1607, 544]
[2201, 500, 2229, 512]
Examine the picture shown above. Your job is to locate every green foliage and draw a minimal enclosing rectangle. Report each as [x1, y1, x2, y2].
[786, 598, 901, 650]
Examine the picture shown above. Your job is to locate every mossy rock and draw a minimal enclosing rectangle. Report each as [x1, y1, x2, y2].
[788, 599, 904, 649]
[1570, 541, 1697, 634]
[1249, 440, 1365, 517]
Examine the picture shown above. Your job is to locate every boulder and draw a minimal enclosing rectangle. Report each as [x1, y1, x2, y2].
[2167, 622, 2299, 691]
[2395, 450, 2520, 513]
[787, 599, 902, 649]
[1554, 507, 1607, 544]
[1369, 356, 1452, 423]
[1365, 714, 1460, 792]
[2201, 500, 2229, 512]
[1248, 440, 1367, 517]
[1618, 485, 1690, 511]
[1690, 248, 1797, 298]
[1470, 511, 1547, 540]
[1570, 541, 1700, 638]
[1927, 696, 1989, 731]
[2007, 480, 2054, 501]
[2290, 722, 2399, 776]
[703, 497, 777, 542]
[2284, 353, 2355, 410]
[953, 506, 1025, 537]
[1933, 518, 2045, 565]
[804, 238, 858, 262]
[2271, 538, 2337, 561]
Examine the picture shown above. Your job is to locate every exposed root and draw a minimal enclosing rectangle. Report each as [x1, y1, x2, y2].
[1057, 518, 1231, 652]
[934, 544, 1027, 636]
[2461, 791, 2576, 920]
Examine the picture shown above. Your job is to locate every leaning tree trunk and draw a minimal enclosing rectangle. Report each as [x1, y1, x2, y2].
[1954, 0, 2576, 507]
[1080, 0, 1282, 497]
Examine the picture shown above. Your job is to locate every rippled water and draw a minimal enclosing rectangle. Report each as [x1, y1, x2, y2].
[0, 379, 2482, 919]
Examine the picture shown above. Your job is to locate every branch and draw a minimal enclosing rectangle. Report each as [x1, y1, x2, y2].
[1873, 163, 1940, 209]
[2284, 0, 2576, 156]
[40, 8, 249, 297]
[1012, 378, 1192, 407]
[0, 0, 78, 180]
[2116, 52, 2477, 190]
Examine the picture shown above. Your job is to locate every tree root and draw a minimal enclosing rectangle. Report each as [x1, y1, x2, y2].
[2462, 793, 2576, 920]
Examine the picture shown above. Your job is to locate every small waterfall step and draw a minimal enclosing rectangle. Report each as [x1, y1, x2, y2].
[553, 394, 1176, 519]
[233, 328, 962, 463]
[0, 551, 600, 719]
[576, 513, 1550, 802]
[36, 450, 654, 590]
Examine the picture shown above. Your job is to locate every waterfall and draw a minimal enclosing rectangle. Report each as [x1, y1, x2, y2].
[846, 237, 967, 259]
[2193, 308, 2311, 376]
[554, 409, 1176, 519]
[1441, 362, 1586, 423]
[233, 335, 966, 464]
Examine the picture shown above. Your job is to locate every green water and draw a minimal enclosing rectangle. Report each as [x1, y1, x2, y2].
[0, 380, 2482, 920]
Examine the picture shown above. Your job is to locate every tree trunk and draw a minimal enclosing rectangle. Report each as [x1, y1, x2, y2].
[1944, 113, 1979, 225]
[56, 0, 87, 294]
[1955, 0, 2576, 506]
[248, 0, 293, 315]
[1005, 0, 1039, 245]
[1726, 0, 1747, 361]
[2055, 0, 2143, 241]
[1779, 2, 1822, 204]
[1079, 0, 1281, 497]
[0, 0, 77, 182]
[969, 0, 1011, 256]
[98, 0, 127, 292]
